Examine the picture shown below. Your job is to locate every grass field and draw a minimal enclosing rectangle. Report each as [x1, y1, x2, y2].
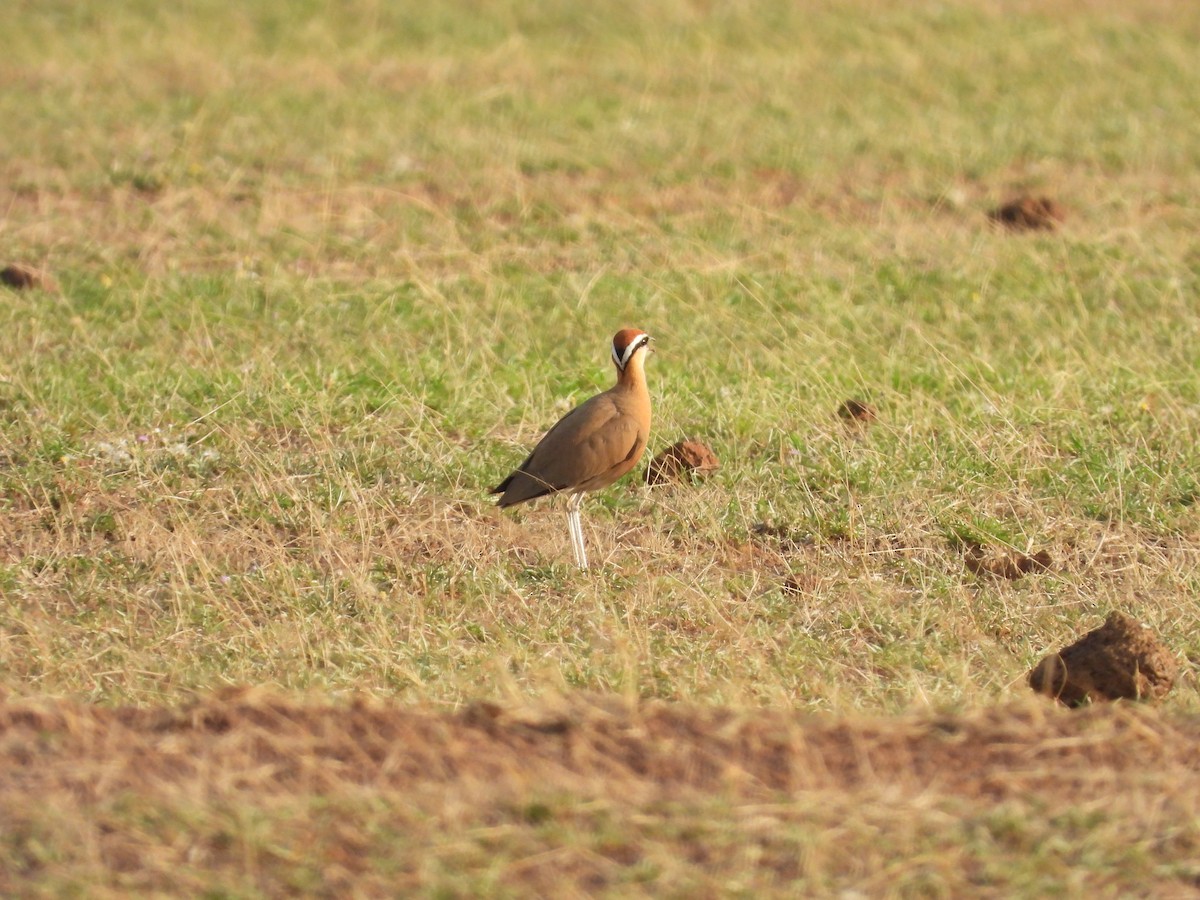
[2, 0, 1200, 894]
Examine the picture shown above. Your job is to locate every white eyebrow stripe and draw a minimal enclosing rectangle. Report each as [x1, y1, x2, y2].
[616, 334, 648, 369]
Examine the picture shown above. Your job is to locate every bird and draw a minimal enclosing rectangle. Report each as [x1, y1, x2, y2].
[493, 328, 653, 569]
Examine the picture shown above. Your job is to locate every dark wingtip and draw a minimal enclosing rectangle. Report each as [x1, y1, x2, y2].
[494, 470, 560, 508]
[497, 486, 556, 508]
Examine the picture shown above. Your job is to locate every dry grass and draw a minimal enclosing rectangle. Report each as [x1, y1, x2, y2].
[2, 0, 1200, 892]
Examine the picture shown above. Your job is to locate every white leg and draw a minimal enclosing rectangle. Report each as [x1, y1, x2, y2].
[565, 498, 579, 566]
[574, 508, 588, 569]
[569, 508, 582, 568]
[565, 503, 580, 568]
[575, 505, 588, 569]
[566, 493, 588, 569]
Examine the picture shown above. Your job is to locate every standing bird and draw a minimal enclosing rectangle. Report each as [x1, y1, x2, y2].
[493, 328, 653, 569]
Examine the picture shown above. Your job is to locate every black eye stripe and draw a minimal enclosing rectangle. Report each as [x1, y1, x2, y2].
[613, 333, 651, 368]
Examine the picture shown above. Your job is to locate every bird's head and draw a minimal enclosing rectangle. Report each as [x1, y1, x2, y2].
[611, 328, 652, 372]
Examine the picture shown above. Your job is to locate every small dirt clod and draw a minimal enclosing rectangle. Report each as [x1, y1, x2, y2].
[1028, 611, 1178, 706]
[988, 195, 1065, 231]
[782, 573, 817, 596]
[1, 264, 57, 292]
[645, 439, 719, 485]
[837, 399, 877, 424]
[965, 546, 1052, 580]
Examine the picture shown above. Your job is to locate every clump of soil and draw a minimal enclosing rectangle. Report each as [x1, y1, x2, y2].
[645, 439, 719, 485]
[782, 572, 817, 596]
[1, 263, 57, 292]
[837, 399, 877, 424]
[1029, 611, 1178, 706]
[988, 195, 1065, 231]
[965, 545, 1052, 579]
[750, 521, 812, 553]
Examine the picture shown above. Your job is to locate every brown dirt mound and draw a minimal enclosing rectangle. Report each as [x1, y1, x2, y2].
[0, 263, 57, 292]
[1029, 611, 1179, 705]
[988, 195, 1065, 231]
[965, 545, 1053, 579]
[782, 572, 818, 596]
[645, 439, 719, 485]
[836, 398, 877, 423]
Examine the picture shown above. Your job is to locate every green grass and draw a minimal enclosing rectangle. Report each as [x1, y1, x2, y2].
[2, 0, 1200, 892]
[3, 0, 1199, 708]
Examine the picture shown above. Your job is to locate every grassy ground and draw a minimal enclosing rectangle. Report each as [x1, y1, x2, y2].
[2, 0, 1199, 893]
